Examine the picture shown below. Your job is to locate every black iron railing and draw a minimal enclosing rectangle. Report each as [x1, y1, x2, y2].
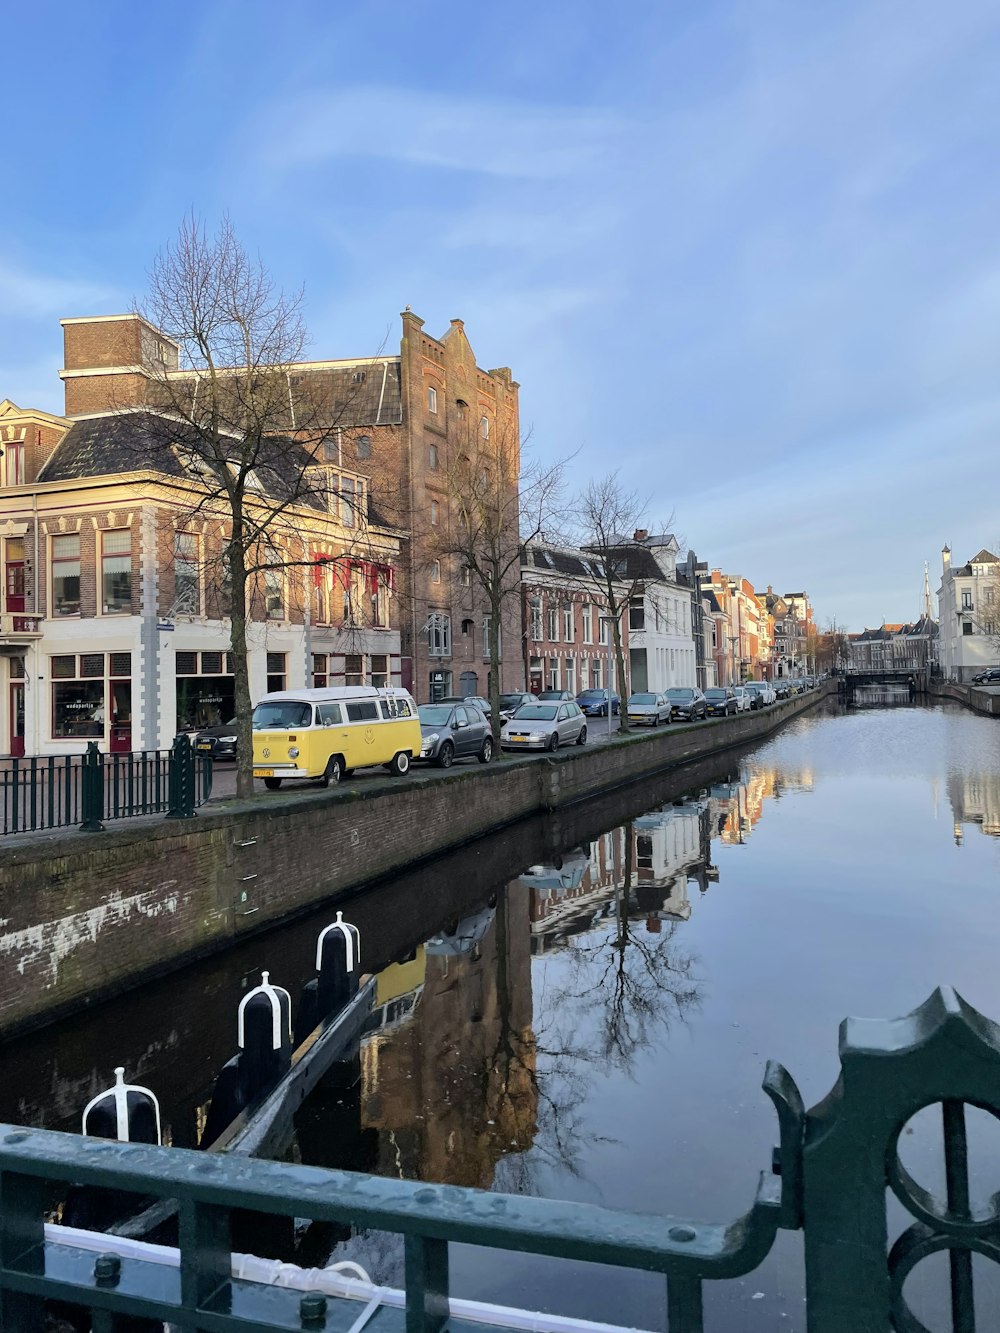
[0, 735, 212, 835]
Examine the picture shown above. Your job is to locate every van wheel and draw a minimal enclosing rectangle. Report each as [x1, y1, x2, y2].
[478, 737, 493, 764]
[389, 751, 411, 776]
[436, 742, 454, 769]
[319, 756, 342, 788]
[263, 777, 282, 791]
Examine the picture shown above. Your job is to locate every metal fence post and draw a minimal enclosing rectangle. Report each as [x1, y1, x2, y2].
[79, 742, 105, 833]
[166, 733, 197, 820]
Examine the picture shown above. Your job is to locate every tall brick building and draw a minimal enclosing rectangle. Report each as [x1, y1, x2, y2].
[58, 309, 523, 703]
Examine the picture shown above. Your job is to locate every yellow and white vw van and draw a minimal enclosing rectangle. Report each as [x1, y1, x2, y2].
[252, 686, 421, 789]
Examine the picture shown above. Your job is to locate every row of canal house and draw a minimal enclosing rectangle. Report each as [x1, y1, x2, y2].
[0, 306, 818, 757]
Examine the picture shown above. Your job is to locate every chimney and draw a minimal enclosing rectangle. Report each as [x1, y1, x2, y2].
[633, 529, 648, 542]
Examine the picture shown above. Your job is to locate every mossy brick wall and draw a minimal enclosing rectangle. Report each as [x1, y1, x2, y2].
[0, 688, 828, 1039]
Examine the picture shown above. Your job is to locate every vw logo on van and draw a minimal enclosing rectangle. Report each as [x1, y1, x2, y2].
[261, 747, 271, 758]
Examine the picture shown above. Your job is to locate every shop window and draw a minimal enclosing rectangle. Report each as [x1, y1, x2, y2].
[174, 533, 200, 614]
[101, 530, 132, 614]
[313, 653, 328, 688]
[50, 652, 131, 741]
[370, 654, 389, 688]
[175, 651, 235, 732]
[51, 534, 81, 617]
[266, 651, 286, 693]
[344, 654, 364, 686]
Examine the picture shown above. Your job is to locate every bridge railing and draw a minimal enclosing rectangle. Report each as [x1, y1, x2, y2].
[0, 986, 997, 1331]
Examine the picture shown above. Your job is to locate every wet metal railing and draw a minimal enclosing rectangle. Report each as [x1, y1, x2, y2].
[0, 987, 996, 1331]
[0, 735, 212, 835]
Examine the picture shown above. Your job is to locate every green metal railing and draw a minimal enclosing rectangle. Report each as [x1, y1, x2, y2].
[0, 735, 212, 835]
[0, 986, 996, 1331]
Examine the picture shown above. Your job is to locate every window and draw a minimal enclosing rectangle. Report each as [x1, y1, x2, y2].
[548, 658, 559, 690]
[461, 617, 474, 636]
[427, 386, 438, 414]
[431, 499, 440, 526]
[174, 532, 200, 614]
[313, 654, 329, 688]
[370, 654, 389, 688]
[352, 371, 366, 385]
[101, 530, 132, 615]
[344, 653, 364, 686]
[263, 548, 283, 620]
[563, 606, 574, 642]
[431, 560, 441, 584]
[356, 435, 372, 461]
[317, 701, 342, 725]
[460, 564, 472, 586]
[582, 604, 593, 644]
[591, 658, 601, 689]
[963, 622, 974, 635]
[266, 651, 286, 693]
[429, 444, 439, 470]
[547, 606, 558, 641]
[962, 590, 973, 610]
[341, 476, 357, 527]
[429, 613, 451, 657]
[51, 534, 81, 617]
[175, 650, 235, 731]
[629, 597, 645, 631]
[986, 587, 996, 605]
[51, 652, 131, 740]
[530, 597, 542, 640]
[565, 658, 576, 694]
[323, 430, 343, 465]
[599, 615, 611, 646]
[3, 441, 24, 487]
[480, 415, 490, 439]
[346, 700, 379, 722]
[482, 616, 500, 659]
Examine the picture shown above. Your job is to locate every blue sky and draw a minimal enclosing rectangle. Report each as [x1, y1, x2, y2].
[3, 0, 1000, 630]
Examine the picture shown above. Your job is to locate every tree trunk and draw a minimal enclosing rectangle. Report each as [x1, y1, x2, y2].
[612, 613, 629, 733]
[488, 580, 503, 760]
[230, 542, 255, 799]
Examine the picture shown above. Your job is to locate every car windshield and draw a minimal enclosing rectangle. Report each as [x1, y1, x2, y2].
[705, 689, 727, 699]
[500, 694, 526, 708]
[629, 694, 656, 704]
[418, 705, 453, 726]
[667, 689, 694, 699]
[537, 691, 564, 699]
[577, 690, 604, 700]
[512, 705, 558, 721]
[252, 702, 312, 729]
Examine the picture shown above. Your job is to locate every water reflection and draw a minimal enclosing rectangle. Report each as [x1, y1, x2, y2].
[949, 771, 1000, 841]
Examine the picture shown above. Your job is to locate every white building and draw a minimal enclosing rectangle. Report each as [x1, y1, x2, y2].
[937, 546, 999, 682]
[622, 532, 698, 693]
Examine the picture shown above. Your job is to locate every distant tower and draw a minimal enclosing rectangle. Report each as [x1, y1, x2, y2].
[921, 561, 933, 622]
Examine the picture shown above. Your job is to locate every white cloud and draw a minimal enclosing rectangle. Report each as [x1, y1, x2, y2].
[0, 260, 116, 320]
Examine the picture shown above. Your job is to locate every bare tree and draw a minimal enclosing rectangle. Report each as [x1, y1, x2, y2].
[129, 216, 385, 795]
[430, 415, 564, 755]
[572, 473, 669, 733]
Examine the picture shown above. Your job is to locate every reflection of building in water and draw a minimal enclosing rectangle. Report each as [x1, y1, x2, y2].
[360, 892, 537, 1190]
[632, 804, 711, 923]
[948, 772, 1000, 842]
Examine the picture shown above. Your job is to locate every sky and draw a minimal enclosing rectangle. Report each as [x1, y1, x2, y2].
[3, 0, 1000, 631]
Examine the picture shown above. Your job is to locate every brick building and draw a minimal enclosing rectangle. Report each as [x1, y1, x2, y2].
[58, 310, 523, 703]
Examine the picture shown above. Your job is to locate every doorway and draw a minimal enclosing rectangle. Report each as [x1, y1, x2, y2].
[9, 682, 25, 758]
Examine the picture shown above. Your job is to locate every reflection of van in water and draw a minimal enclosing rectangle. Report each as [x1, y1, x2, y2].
[252, 687, 421, 789]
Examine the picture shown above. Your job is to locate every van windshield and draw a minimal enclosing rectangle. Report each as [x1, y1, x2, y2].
[252, 702, 312, 730]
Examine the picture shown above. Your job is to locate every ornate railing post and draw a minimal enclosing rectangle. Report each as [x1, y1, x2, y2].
[166, 733, 197, 820]
[78, 741, 105, 833]
[799, 986, 1000, 1332]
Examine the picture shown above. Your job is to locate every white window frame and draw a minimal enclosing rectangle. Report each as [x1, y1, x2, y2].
[428, 612, 451, 657]
[428, 386, 438, 414]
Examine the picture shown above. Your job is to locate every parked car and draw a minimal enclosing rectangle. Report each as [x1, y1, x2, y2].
[773, 680, 791, 700]
[744, 681, 775, 708]
[417, 703, 493, 767]
[576, 688, 621, 717]
[626, 692, 672, 726]
[733, 686, 753, 713]
[971, 667, 1000, 684]
[438, 695, 491, 716]
[501, 701, 587, 751]
[537, 690, 577, 703]
[498, 691, 536, 720]
[195, 718, 238, 759]
[704, 686, 737, 717]
[665, 687, 707, 721]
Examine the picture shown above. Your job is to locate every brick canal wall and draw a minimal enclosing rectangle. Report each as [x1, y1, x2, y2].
[0, 687, 830, 1039]
[930, 680, 1000, 716]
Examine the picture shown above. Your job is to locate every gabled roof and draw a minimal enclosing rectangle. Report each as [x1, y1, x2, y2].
[969, 549, 999, 565]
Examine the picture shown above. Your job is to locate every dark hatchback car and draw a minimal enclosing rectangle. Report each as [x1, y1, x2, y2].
[195, 719, 238, 759]
[665, 687, 707, 721]
[576, 689, 621, 717]
[972, 667, 1000, 684]
[704, 687, 737, 717]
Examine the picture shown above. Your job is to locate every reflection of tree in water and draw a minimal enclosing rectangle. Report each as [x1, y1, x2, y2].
[534, 819, 701, 1095]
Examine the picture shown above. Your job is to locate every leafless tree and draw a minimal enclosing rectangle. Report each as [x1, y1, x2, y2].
[572, 473, 671, 733]
[429, 415, 565, 754]
[126, 216, 389, 795]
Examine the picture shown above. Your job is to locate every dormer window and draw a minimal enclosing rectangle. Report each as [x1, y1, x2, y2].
[3, 441, 24, 487]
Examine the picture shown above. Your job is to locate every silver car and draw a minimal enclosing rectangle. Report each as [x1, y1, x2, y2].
[501, 701, 587, 752]
[626, 692, 672, 726]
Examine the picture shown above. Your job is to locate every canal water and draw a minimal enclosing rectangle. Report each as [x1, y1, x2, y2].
[3, 698, 999, 1330]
